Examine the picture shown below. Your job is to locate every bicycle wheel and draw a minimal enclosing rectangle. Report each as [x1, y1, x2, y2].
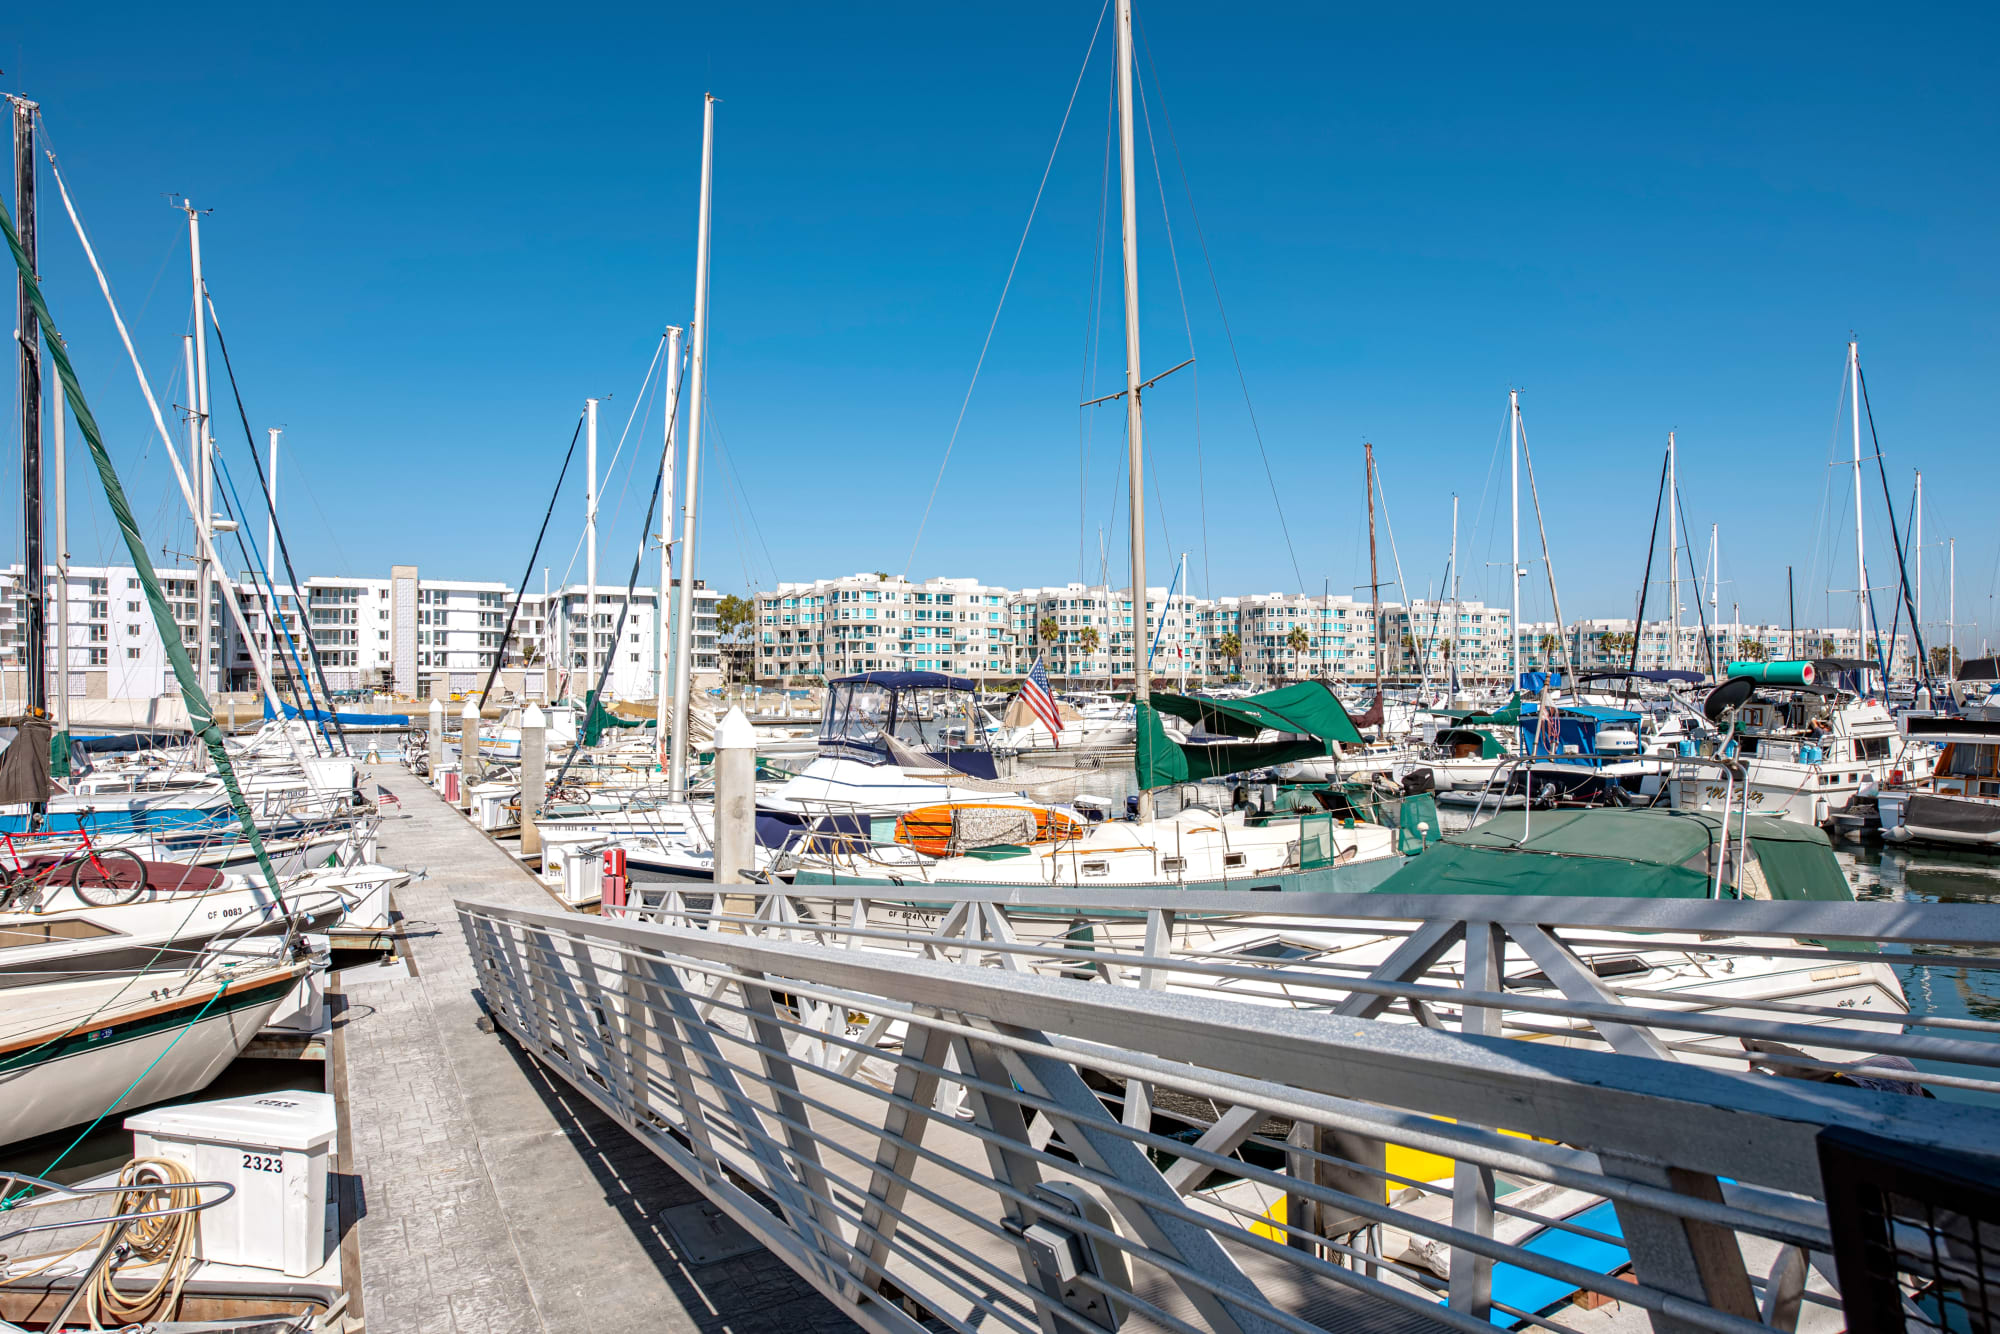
[70, 849, 149, 907]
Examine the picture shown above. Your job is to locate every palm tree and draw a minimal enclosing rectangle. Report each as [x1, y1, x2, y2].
[1537, 632, 1561, 665]
[1737, 640, 1767, 663]
[1218, 631, 1242, 680]
[1819, 637, 1837, 658]
[1078, 626, 1101, 680]
[1286, 625, 1309, 680]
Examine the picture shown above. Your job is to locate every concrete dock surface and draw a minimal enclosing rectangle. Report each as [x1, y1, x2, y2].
[335, 765, 860, 1334]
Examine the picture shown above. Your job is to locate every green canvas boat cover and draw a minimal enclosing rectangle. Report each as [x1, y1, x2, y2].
[581, 691, 654, 747]
[1148, 681, 1365, 743]
[1135, 682, 1363, 790]
[1377, 808, 1848, 900]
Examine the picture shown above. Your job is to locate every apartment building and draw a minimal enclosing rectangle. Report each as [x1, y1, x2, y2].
[755, 574, 1015, 681]
[530, 580, 722, 701]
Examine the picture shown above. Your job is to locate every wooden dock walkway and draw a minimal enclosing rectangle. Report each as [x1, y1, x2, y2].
[335, 765, 860, 1334]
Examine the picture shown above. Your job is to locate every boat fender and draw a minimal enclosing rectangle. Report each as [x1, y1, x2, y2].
[1813, 796, 1830, 826]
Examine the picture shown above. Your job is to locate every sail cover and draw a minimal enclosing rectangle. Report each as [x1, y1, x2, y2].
[1136, 682, 1362, 790]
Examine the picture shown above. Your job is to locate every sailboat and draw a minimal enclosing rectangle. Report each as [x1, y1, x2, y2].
[0, 99, 364, 1148]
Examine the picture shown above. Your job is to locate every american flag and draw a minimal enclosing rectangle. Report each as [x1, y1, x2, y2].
[1020, 657, 1064, 746]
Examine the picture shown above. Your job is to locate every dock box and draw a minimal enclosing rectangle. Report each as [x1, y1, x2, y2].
[125, 1090, 336, 1276]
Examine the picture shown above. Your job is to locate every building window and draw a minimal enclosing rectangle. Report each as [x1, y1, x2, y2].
[126, 647, 141, 659]
[88, 647, 107, 665]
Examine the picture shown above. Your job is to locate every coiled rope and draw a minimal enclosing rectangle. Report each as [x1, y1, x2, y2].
[83, 1156, 203, 1329]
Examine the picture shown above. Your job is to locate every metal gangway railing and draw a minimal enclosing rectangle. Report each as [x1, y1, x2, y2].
[458, 886, 2000, 1334]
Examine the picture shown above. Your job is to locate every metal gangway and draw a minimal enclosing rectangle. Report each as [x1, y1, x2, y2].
[457, 883, 2000, 1334]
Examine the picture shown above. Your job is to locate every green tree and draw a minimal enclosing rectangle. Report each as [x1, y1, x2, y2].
[1819, 637, 1837, 658]
[1931, 645, 1962, 676]
[715, 594, 755, 640]
[1218, 631, 1243, 679]
[1287, 625, 1309, 679]
[1537, 632, 1561, 662]
[1737, 640, 1767, 662]
[1079, 626, 1101, 656]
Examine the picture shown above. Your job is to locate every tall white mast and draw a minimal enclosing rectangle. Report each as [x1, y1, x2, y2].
[52, 398, 67, 735]
[1448, 492, 1459, 693]
[1914, 470, 1923, 648]
[264, 427, 281, 686]
[1508, 390, 1520, 685]
[1667, 431, 1679, 672]
[1949, 537, 1956, 667]
[669, 93, 717, 800]
[184, 204, 215, 692]
[585, 396, 598, 697]
[1850, 340, 1869, 673]
[1114, 0, 1153, 821]
[1709, 523, 1719, 667]
[656, 324, 684, 769]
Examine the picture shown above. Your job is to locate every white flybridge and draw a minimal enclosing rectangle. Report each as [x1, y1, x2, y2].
[668, 93, 717, 800]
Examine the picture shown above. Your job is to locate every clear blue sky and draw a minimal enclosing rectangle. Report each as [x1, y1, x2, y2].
[12, 1, 1997, 646]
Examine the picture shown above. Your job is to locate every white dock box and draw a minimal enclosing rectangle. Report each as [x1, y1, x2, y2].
[125, 1091, 336, 1276]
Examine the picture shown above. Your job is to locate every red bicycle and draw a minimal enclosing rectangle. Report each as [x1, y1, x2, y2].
[0, 828, 151, 910]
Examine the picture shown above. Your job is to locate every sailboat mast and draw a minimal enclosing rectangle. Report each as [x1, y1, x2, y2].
[264, 427, 280, 686]
[1709, 522, 1719, 668]
[14, 99, 45, 726]
[1850, 340, 1869, 672]
[52, 392, 67, 738]
[1667, 431, 1678, 673]
[1915, 470, 1923, 650]
[585, 396, 598, 696]
[1448, 492, 1459, 695]
[185, 205, 215, 693]
[656, 324, 683, 768]
[668, 93, 717, 800]
[1509, 390, 1520, 686]
[1114, 0, 1152, 821]
[1366, 442, 1382, 737]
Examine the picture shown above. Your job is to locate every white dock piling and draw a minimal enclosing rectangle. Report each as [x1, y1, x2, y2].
[713, 706, 755, 887]
[520, 703, 546, 860]
[460, 700, 480, 810]
[427, 698, 445, 788]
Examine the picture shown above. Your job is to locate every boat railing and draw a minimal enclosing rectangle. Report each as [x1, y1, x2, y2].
[460, 890, 2000, 1334]
[0, 1168, 237, 1327]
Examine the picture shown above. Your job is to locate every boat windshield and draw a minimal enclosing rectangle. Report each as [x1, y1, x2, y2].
[819, 673, 990, 768]
[823, 681, 896, 753]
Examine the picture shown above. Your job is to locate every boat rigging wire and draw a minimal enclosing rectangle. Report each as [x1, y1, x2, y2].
[903, 0, 1111, 579]
[1079, 66, 1114, 589]
[1135, 12, 1303, 594]
[1858, 360, 1932, 690]
[1625, 447, 1670, 679]
[203, 291, 351, 756]
[1134, 57, 1211, 601]
[473, 410, 586, 708]
[206, 446, 329, 750]
[552, 364, 686, 787]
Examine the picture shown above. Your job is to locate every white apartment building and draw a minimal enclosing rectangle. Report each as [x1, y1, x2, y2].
[0, 564, 212, 705]
[1380, 600, 1515, 680]
[531, 580, 722, 702]
[755, 574, 1015, 682]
